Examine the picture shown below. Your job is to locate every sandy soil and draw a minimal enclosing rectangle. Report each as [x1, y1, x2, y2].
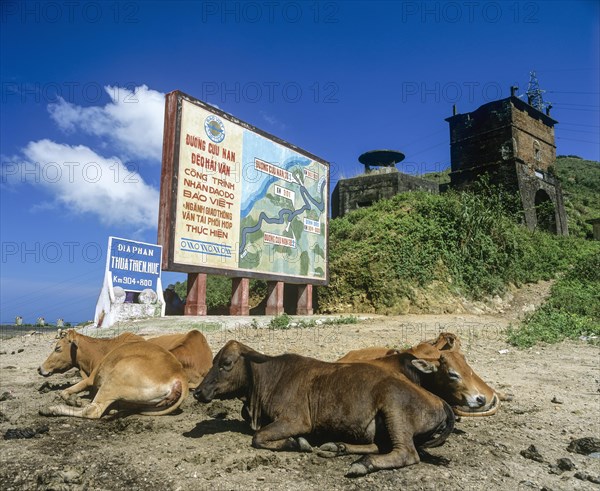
[1, 282, 599, 491]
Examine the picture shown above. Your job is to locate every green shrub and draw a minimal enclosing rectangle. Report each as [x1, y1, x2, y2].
[507, 310, 599, 347]
[269, 313, 291, 330]
[508, 249, 600, 347]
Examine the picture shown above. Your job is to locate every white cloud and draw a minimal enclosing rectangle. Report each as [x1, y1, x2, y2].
[48, 85, 165, 162]
[260, 110, 286, 130]
[19, 139, 159, 229]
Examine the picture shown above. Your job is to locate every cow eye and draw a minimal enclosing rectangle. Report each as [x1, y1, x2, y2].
[448, 371, 460, 380]
[54, 346, 61, 352]
[221, 359, 233, 370]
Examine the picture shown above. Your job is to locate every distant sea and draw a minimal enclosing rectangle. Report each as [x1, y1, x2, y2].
[0, 325, 63, 340]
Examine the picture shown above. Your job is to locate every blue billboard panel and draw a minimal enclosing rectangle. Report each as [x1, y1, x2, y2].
[108, 237, 162, 292]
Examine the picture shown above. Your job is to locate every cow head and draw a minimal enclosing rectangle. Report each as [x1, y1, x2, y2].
[410, 349, 498, 416]
[37, 329, 78, 376]
[193, 340, 268, 403]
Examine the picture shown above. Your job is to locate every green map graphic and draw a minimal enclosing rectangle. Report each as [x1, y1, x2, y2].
[238, 154, 327, 280]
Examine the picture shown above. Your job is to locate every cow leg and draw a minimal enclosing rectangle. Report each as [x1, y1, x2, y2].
[59, 376, 93, 400]
[346, 411, 420, 477]
[319, 442, 380, 455]
[252, 420, 312, 452]
[320, 416, 379, 456]
[41, 385, 116, 419]
[39, 400, 110, 419]
[347, 446, 419, 477]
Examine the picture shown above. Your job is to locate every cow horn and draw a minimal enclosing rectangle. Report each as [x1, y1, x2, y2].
[56, 329, 63, 339]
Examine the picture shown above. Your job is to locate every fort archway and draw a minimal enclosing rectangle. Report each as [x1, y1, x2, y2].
[534, 189, 557, 234]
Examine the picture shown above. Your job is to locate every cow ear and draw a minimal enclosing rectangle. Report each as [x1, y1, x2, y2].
[241, 351, 270, 364]
[65, 330, 77, 343]
[412, 359, 437, 373]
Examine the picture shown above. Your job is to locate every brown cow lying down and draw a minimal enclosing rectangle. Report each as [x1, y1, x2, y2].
[337, 333, 499, 417]
[38, 338, 188, 419]
[39, 329, 213, 389]
[194, 340, 455, 477]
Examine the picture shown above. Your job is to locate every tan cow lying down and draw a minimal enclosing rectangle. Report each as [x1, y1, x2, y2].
[194, 340, 455, 477]
[39, 329, 212, 389]
[38, 337, 188, 419]
[338, 333, 499, 417]
[146, 330, 212, 388]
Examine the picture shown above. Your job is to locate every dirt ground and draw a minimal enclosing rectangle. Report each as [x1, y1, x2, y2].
[1, 282, 599, 491]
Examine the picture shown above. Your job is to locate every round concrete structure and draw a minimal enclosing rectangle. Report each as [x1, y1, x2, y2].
[358, 150, 405, 170]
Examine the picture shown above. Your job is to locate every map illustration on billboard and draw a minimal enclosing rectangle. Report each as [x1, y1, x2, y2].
[158, 91, 329, 285]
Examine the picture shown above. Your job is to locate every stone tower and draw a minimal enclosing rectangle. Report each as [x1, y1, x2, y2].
[445, 88, 568, 235]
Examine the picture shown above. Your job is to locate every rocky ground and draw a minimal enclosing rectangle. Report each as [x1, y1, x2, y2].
[1, 281, 599, 490]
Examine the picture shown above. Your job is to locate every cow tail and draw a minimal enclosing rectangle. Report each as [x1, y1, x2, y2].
[418, 400, 455, 449]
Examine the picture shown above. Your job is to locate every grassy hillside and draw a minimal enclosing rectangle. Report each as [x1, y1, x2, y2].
[508, 248, 600, 346]
[554, 156, 600, 238]
[318, 188, 599, 314]
[422, 157, 600, 238]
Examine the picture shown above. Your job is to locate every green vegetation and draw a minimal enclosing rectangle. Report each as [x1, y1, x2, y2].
[422, 156, 600, 237]
[421, 168, 450, 185]
[318, 185, 599, 314]
[323, 315, 359, 325]
[267, 313, 359, 330]
[507, 249, 600, 347]
[554, 156, 600, 238]
[269, 313, 292, 329]
[170, 277, 267, 313]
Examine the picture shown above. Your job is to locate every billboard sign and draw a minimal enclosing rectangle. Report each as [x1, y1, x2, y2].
[107, 237, 162, 292]
[159, 91, 328, 284]
[94, 237, 164, 328]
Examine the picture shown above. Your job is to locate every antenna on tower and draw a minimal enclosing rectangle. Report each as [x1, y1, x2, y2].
[526, 71, 547, 112]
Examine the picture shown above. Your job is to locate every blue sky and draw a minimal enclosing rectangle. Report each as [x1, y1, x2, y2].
[1, 0, 598, 324]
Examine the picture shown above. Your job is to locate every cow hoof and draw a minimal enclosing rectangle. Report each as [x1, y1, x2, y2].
[316, 450, 337, 459]
[39, 406, 56, 417]
[320, 442, 338, 452]
[296, 437, 312, 453]
[346, 462, 369, 477]
[64, 395, 82, 407]
[319, 442, 346, 455]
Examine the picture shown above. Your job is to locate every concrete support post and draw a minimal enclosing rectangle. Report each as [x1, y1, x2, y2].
[185, 273, 207, 316]
[296, 284, 313, 316]
[230, 278, 250, 316]
[265, 281, 284, 316]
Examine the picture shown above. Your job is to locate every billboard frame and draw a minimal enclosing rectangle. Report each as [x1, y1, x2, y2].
[158, 90, 329, 285]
